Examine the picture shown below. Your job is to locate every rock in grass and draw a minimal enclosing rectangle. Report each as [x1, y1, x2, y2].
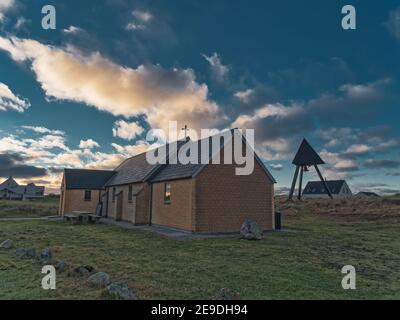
[15, 248, 36, 259]
[212, 288, 241, 300]
[0, 239, 13, 249]
[55, 261, 68, 273]
[88, 272, 111, 288]
[240, 218, 263, 240]
[37, 248, 52, 265]
[104, 282, 135, 300]
[68, 265, 96, 277]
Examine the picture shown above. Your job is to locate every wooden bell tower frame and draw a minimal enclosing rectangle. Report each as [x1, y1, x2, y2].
[288, 139, 333, 200]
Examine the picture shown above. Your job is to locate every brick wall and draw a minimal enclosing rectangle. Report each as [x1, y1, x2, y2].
[151, 179, 194, 231]
[62, 189, 102, 214]
[135, 183, 151, 225]
[105, 183, 150, 224]
[195, 160, 275, 233]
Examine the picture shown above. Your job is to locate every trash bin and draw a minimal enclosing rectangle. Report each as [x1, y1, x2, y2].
[275, 211, 282, 230]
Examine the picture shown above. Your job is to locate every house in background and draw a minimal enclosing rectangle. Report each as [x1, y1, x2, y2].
[0, 177, 45, 201]
[59, 129, 277, 233]
[302, 180, 352, 199]
[356, 191, 380, 198]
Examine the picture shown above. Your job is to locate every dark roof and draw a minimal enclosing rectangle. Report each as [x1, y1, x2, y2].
[292, 139, 325, 166]
[64, 130, 276, 188]
[151, 130, 276, 183]
[106, 140, 188, 186]
[303, 180, 347, 195]
[64, 169, 116, 189]
[356, 191, 380, 197]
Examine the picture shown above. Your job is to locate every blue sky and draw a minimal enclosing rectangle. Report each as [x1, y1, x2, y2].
[0, 0, 399, 194]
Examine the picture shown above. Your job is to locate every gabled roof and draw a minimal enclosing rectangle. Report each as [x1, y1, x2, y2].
[105, 140, 188, 187]
[356, 191, 380, 197]
[63, 130, 277, 188]
[292, 139, 325, 166]
[151, 129, 276, 184]
[303, 180, 347, 195]
[64, 169, 116, 189]
[0, 177, 18, 187]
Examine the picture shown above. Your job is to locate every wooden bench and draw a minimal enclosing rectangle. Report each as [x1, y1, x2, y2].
[64, 214, 80, 225]
[64, 212, 101, 225]
[87, 214, 102, 224]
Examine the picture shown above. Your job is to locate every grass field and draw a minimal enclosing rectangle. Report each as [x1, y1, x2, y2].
[0, 196, 399, 300]
[0, 198, 59, 218]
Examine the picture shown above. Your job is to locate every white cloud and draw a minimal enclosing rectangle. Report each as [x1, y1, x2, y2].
[14, 16, 28, 29]
[270, 164, 283, 171]
[0, 0, 15, 21]
[0, 81, 30, 112]
[63, 26, 84, 34]
[202, 52, 229, 82]
[0, 36, 224, 132]
[126, 9, 153, 31]
[384, 7, 400, 40]
[132, 9, 153, 22]
[234, 89, 254, 103]
[21, 125, 65, 135]
[345, 144, 371, 155]
[112, 120, 144, 141]
[79, 139, 99, 149]
[111, 141, 151, 157]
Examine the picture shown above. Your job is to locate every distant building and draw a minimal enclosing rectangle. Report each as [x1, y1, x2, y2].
[302, 180, 352, 199]
[356, 191, 380, 198]
[0, 177, 45, 201]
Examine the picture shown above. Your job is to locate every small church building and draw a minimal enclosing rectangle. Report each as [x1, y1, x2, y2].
[302, 180, 352, 199]
[59, 130, 277, 233]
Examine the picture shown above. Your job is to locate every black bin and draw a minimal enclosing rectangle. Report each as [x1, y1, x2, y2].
[275, 211, 282, 230]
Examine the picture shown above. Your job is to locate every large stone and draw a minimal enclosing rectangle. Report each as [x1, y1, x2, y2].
[0, 239, 13, 249]
[15, 248, 36, 259]
[240, 218, 263, 240]
[68, 265, 96, 277]
[55, 261, 68, 273]
[104, 282, 136, 300]
[212, 288, 241, 300]
[37, 248, 52, 265]
[88, 272, 111, 288]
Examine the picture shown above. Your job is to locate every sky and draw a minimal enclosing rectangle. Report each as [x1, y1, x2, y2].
[0, 0, 399, 195]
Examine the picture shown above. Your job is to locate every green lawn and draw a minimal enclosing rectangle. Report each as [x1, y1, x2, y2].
[0, 198, 399, 300]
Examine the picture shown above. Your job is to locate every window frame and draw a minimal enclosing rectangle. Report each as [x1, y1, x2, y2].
[128, 185, 133, 203]
[84, 190, 92, 201]
[164, 183, 171, 204]
[112, 187, 116, 202]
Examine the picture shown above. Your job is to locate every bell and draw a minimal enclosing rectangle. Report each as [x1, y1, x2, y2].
[303, 165, 310, 172]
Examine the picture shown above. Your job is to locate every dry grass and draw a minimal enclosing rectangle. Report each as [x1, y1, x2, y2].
[276, 195, 400, 223]
[0, 198, 59, 218]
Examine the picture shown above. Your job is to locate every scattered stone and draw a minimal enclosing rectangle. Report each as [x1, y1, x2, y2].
[88, 272, 111, 288]
[104, 282, 135, 300]
[55, 261, 68, 273]
[68, 265, 96, 277]
[15, 248, 36, 259]
[212, 288, 241, 300]
[240, 218, 263, 240]
[37, 248, 52, 265]
[0, 239, 13, 249]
